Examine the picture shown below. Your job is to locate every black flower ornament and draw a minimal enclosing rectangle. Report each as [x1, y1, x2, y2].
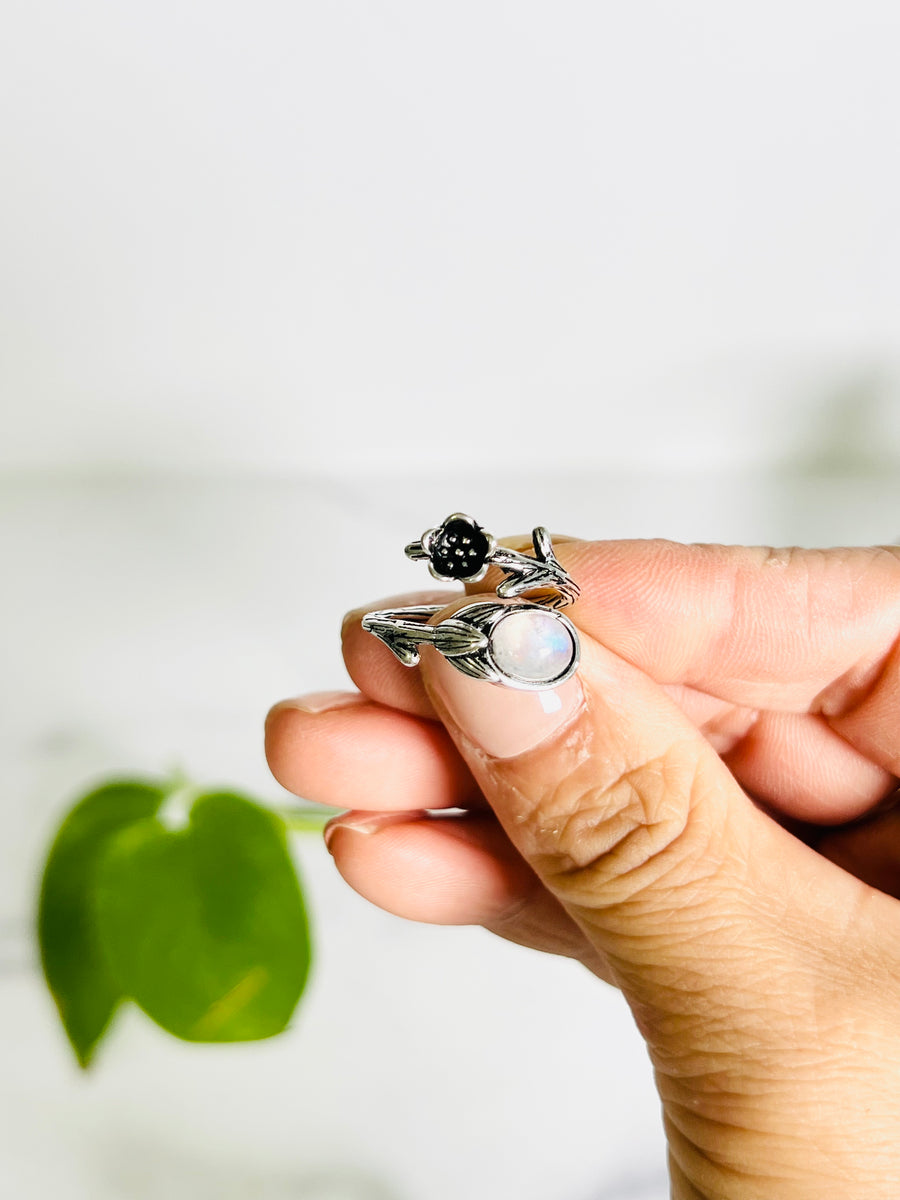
[405, 513, 497, 583]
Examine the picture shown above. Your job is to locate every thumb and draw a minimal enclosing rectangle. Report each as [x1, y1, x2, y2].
[418, 596, 890, 1060]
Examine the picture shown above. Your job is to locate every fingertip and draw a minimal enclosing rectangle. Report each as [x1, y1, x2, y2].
[324, 809, 540, 926]
[341, 609, 438, 720]
[264, 691, 483, 811]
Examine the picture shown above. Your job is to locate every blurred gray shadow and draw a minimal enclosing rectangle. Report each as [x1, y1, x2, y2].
[582, 1171, 668, 1200]
[784, 370, 899, 477]
[100, 1136, 406, 1200]
[765, 368, 900, 546]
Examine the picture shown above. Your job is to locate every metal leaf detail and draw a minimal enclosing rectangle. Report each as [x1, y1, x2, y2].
[361, 606, 443, 666]
[432, 620, 488, 658]
[444, 654, 496, 682]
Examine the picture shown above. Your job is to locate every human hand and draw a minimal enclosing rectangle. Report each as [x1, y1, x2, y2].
[265, 538, 900, 1199]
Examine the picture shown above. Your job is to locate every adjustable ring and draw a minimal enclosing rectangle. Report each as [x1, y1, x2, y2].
[362, 513, 581, 690]
[361, 600, 580, 691]
[404, 512, 579, 610]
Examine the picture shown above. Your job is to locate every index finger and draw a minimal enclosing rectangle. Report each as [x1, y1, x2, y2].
[344, 537, 900, 785]
[489, 538, 900, 780]
[503, 539, 900, 712]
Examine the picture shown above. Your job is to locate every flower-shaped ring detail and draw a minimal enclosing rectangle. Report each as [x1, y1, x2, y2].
[404, 513, 579, 609]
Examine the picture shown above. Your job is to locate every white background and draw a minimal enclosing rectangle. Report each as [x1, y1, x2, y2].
[2, 3, 900, 1199]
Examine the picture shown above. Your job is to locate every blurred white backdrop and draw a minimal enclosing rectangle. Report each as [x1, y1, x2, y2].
[2, 1, 900, 475]
[2, 3, 900, 1199]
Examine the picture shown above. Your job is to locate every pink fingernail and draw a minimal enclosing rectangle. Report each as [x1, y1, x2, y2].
[273, 691, 367, 715]
[323, 809, 426, 851]
[424, 650, 584, 760]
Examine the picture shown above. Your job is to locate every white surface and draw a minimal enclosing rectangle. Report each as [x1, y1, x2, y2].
[3, 469, 900, 1200]
[2, 2, 900, 474]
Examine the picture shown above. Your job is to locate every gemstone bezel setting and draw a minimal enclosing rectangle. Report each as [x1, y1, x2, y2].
[450, 600, 580, 691]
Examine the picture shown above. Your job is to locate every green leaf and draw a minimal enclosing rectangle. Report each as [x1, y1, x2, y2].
[94, 791, 312, 1043]
[37, 779, 167, 1067]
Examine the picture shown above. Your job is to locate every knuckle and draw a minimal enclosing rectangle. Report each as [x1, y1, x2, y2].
[515, 738, 721, 913]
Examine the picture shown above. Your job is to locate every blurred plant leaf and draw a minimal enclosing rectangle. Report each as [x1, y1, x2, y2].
[38, 779, 167, 1067]
[94, 791, 312, 1043]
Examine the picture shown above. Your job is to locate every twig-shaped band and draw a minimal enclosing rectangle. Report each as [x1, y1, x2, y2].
[359, 605, 484, 668]
[404, 513, 579, 609]
[362, 600, 580, 690]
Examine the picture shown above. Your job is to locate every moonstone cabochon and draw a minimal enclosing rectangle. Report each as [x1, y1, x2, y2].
[488, 608, 578, 686]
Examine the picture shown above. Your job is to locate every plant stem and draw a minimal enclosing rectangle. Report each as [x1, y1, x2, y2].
[276, 805, 337, 834]
[161, 767, 336, 835]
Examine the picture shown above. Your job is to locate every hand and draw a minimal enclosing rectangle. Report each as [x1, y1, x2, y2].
[265, 538, 900, 1199]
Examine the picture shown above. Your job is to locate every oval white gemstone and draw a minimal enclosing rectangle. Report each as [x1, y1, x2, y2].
[489, 609, 575, 683]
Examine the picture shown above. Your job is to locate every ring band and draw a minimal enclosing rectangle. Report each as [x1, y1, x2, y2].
[361, 600, 580, 691]
[362, 515, 581, 690]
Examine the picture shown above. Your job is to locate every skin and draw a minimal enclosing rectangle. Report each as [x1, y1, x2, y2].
[265, 538, 900, 1199]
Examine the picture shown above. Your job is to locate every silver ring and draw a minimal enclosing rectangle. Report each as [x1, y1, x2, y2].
[404, 513, 579, 610]
[362, 514, 581, 690]
[361, 600, 580, 691]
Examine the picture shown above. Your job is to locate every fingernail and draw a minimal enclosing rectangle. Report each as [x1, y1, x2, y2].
[423, 650, 584, 760]
[323, 809, 426, 852]
[341, 608, 364, 636]
[270, 691, 367, 717]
